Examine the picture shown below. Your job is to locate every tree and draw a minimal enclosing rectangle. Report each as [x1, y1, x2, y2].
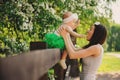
[107, 24, 120, 51]
[0, 0, 115, 55]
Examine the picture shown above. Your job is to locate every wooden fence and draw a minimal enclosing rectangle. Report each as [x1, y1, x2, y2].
[0, 42, 61, 80]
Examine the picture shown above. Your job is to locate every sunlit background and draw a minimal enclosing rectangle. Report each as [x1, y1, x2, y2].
[111, 0, 120, 24]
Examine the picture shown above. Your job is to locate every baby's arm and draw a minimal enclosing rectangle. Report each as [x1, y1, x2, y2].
[66, 26, 86, 38]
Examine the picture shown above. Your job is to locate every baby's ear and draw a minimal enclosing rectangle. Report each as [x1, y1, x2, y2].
[75, 20, 80, 26]
[76, 20, 80, 24]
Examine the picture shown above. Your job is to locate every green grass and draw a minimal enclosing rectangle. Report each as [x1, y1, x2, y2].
[98, 52, 120, 73]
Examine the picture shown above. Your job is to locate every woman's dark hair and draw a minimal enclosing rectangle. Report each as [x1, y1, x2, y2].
[83, 23, 107, 48]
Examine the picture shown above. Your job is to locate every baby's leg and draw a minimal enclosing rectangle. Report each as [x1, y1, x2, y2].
[71, 77, 80, 80]
[61, 50, 67, 59]
[59, 50, 67, 69]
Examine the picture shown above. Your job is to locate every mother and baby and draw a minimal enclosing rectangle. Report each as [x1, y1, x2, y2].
[44, 11, 107, 80]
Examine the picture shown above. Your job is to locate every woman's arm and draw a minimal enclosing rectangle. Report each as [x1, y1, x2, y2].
[59, 28, 100, 59]
[67, 33, 81, 51]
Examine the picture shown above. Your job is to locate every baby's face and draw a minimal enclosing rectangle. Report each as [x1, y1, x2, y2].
[63, 12, 79, 29]
[71, 19, 79, 29]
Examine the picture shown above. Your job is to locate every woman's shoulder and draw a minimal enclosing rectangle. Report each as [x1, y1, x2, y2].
[90, 44, 102, 49]
[88, 44, 103, 56]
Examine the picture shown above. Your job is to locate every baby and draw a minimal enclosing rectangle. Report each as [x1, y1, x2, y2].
[44, 11, 85, 69]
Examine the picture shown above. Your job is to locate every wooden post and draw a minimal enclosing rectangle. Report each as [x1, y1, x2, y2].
[0, 0, 5, 4]
[30, 41, 48, 80]
[0, 0, 3, 4]
[30, 42, 47, 50]
[0, 49, 61, 80]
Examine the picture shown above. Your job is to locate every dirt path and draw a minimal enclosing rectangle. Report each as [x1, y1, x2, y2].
[96, 72, 120, 80]
[108, 53, 120, 58]
[96, 53, 120, 80]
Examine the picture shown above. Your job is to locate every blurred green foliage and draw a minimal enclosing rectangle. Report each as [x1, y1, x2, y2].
[0, 0, 118, 55]
[107, 24, 120, 51]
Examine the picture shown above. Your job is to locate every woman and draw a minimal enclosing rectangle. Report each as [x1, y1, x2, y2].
[59, 22, 107, 80]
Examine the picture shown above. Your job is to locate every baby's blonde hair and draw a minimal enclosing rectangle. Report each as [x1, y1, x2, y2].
[62, 11, 73, 19]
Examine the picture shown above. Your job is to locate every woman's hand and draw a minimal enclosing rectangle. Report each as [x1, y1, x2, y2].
[58, 26, 68, 38]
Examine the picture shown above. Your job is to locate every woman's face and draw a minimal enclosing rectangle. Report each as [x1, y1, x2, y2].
[86, 25, 95, 41]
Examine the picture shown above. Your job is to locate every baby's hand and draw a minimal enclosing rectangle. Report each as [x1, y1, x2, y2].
[80, 34, 86, 38]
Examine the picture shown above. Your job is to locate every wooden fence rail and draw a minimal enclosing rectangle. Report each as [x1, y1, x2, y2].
[0, 49, 61, 80]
